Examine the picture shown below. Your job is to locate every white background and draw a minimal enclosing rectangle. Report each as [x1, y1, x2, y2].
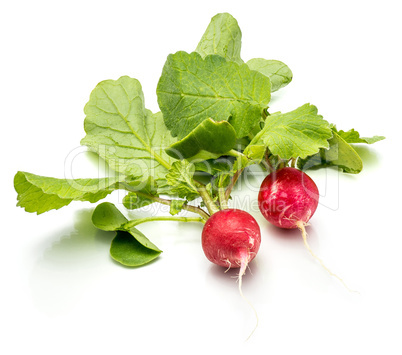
[1, 0, 401, 353]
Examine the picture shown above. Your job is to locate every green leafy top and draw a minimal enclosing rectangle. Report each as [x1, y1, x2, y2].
[195, 13, 293, 93]
[246, 103, 332, 160]
[14, 171, 123, 214]
[247, 59, 293, 92]
[195, 12, 243, 65]
[165, 118, 237, 161]
[298, 126, 385, 174]
[297, 130, 363, 173]
[156, 51, 271, 139]
[81, 76, 176, 186]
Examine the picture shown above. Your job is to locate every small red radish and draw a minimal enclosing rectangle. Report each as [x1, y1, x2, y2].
[202, 209, 261, 273]
[202, 208, 261, 338]
[258, 167, 354, 291]
[258, 167, 319, 229]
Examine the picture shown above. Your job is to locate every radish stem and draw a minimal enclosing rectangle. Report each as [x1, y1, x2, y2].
[141, 192, 210, 220]
[218, 187, 228, 209]
[225, 168, 243, 200]
[227, 149, 247, 159]
[263, 149, 274, 173]
[124, 216, 205, 229]
[196, 184, 220, 215]
[121, 183, 210, 220]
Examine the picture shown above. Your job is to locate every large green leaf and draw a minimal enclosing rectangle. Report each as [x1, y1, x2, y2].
[298, 130, 363, 174]
[14, 171, 121, 214]
[81, 76, 176, 187]
[247, 58, 293, 92]
[165, 118, 237, 161]
[247, 103, 332, 160]
[156, 51, 271, 139]
[195, 12, 243, 64]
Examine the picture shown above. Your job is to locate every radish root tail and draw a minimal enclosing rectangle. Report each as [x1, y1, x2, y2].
[238, 255, 259, 341]
[296, 221, 359, 294]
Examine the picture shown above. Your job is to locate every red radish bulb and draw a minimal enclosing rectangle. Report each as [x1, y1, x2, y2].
[258, 167, 353, 291]
[202, 208, 261, 338]
[202, 209, 261, 271]
[258, 167, 319, 229]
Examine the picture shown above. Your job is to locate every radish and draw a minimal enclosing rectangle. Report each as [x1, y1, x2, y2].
[258, 167, 319, 229]
[202, 209, 261, 272]
[202, 208, 261, 337]
[258, 167, 353, 290]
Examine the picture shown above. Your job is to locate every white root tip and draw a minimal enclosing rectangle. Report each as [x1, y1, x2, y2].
[238, 254, 259, 341]
[296, 221, 359, 294]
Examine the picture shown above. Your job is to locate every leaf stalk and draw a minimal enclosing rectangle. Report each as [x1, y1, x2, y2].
[121, 183, 210, 220]
[218, 187, 228, 209]
[196, 183, 220, 215]
[124, 216, 205, 229]
[224, 168, 243, 201]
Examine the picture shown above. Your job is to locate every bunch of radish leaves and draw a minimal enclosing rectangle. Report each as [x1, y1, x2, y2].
[14, 13, 384, 267]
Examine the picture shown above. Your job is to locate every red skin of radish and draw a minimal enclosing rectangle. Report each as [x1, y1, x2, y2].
[258, 168, 354, 292]
[258, 167, 319, 229]
[202, 209, 261, 269]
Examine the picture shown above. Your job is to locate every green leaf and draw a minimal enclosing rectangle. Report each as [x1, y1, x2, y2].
[125, 227, 162, 252]
[247, 58, 293, 92]
[14, 171, 121, 214]
[195, 12, 243, 64]
[165, 118, 237, 161]
[194, 157, 235, 175]
[150, 179, 172, 196]
[156, 51, 271, 139]
[122, 177, 158, 210]
[298, 125, 385, 174]
[242, 145, 266, 165]
[123, 192, 155, 210]
[92, 202, 162, 266]
[81, 76, 176, 188]
[124, 175, 158, 194]
[169, 199, 186, 216]
[92, 202, 128, 231]
[298, 129, 363, 174]
[332, 126, 385, 144]
[110, 230, 161, 267]
[248, 103, 332, 160]
[166, 161, 199, 200]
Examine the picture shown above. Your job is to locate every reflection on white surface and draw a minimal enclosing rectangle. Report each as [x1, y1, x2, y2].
[29, 209, 113, 316]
